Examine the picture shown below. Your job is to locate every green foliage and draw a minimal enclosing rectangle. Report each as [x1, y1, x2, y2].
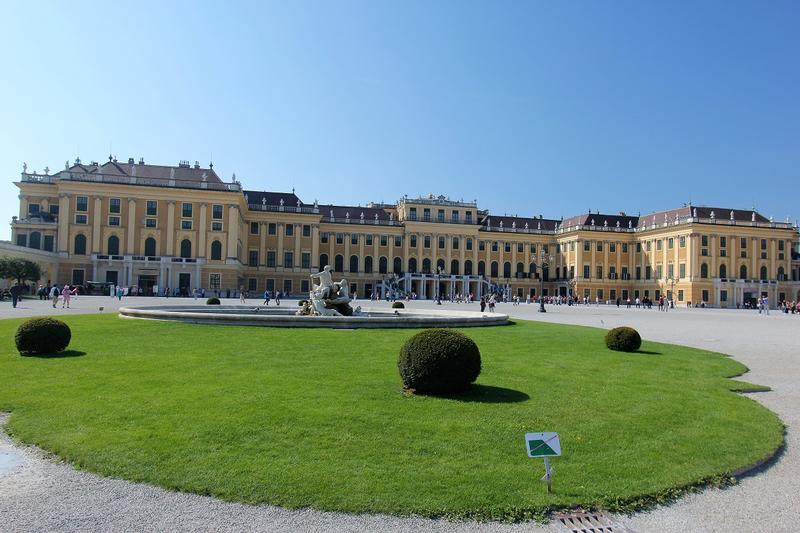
[605, 326, 642, 352]
[206, 297, 221, 305]
[398, 329, 481, 394]
[15, 317, 71, 355]
[0, 257, 42, 285]
[391, 301, 405, 309]
[0, 316, 784, 519]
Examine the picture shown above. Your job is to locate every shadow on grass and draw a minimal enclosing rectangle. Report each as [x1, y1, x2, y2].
[21, 350, 87, 359]
[636, 350, 662, 355]
[437, 384, 530, 404]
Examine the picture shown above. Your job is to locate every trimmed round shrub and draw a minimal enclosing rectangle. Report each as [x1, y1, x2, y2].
[392, 301, 405, 309]
[206, 297, 221, 305]
[398, 329, 481, 394]
[16, 318, 71, 355]
[605, 326, 642, 352]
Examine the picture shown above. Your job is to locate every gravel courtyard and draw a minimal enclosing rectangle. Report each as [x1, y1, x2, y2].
[1, 296, 798, 532]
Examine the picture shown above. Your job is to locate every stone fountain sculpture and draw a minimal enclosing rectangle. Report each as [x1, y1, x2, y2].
[298, 265, 361, 316]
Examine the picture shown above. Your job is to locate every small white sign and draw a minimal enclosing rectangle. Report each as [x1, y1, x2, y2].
[525, 432, 561, 457]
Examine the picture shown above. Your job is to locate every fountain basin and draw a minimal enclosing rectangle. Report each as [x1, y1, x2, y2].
[118, 305, 508, 328]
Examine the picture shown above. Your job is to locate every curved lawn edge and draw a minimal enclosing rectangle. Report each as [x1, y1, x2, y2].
[0, 316, 787, 523]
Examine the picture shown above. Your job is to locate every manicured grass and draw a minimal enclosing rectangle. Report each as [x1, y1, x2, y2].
[0, 315, 783, 520]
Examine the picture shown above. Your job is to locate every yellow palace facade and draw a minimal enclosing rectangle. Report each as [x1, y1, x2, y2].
[6, 158, 800, 307]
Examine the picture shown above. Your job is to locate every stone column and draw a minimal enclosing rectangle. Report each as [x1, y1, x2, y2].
[277, 223, 285, 267]
[769, 239, 776, 279]
[226, 204, 240, 261]
[259, 222, 267, 265]
[710, 235, 717, 278]
[403, 231, 410, 270]
[344, 233, 351, 272]
[293, 225, 301, 271]
[92, 196, 102, 253]
[126, 198, 136, 254]
[198, 203, 208, 258]
[166, 201, 176, 256]
[311, 225, 320, 268]
[57, 193, 70, 254]
[18, 195, 28, 219]
[576, 240, 583, 279]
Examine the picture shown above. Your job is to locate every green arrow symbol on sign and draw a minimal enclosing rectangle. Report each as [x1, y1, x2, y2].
[528, 439, 558, 457]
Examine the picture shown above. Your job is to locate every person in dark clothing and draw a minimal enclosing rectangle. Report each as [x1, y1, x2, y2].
[9, 282, 23, 308]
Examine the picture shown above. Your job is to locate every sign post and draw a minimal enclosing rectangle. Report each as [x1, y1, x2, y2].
[525, 432, 561, 494]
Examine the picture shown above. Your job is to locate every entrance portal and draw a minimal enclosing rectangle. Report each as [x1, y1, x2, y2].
[178, 273, 191, 297]
[138, 275, 157, 296]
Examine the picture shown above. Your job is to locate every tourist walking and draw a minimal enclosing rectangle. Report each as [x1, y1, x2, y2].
[50, 284, 60, 308]
[263, 290, 270, 305]
[9, 282, 22, 308]
[480, 295, 486, 312]
[488, 294, 496, 312]
[275, 291, 281, 306]
[239, 286, 247, 303]
[61, 284, 73, 308]
[116, 285, 124, 301]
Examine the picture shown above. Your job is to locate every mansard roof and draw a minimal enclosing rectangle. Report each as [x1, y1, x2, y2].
[481, 215, 561, 232]
[321, 205, 393, 221]
[641, 205, 770, 226]
[61, 160, 222, 184]
[244, 190, 303, 207]
[561, 212, 640, 230]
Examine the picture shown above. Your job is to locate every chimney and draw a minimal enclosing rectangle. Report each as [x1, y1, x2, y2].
[138, 157, 145, 165]
[194, 161, 200, 169]
[128, 158, 135, 164]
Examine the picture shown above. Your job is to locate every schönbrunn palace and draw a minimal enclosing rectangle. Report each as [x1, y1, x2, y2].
[6, 157, 800, 307]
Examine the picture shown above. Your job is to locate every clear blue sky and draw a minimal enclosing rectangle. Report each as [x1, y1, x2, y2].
[2, 0, 798, 239]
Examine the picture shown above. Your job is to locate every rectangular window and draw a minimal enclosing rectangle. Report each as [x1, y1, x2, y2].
[75, 214, 88, 224]
[410, 235, 417, 248]
[320, 232, 328, 243]
[583, 265, 590, 278]
[108, 216, 120, 226]
[351, 233, 359, 245]
[109, 198, 121, 214]
[645, 265, 652, 280]
[248, 278, 257, 291]
[424, 236, 431, 248]
[303, 225, 311, 237]
[479, 240, 485, 251]
[678, 289, 685, 302]
[597, 289, 604, 301]
[610, 289, 617, 300]
[596, 241, 603, 252]
[656, 265, 663, 279]
[531, 244, 537, 254]
[702, 289, 709, 302]
[268, 223, 277, 235]
[636, 242, 642, 253]
[517, 243, 523, 253]
[144, 218, 157, 228]
[409, 207, 417, 220]
[465, 212, 472, 223]
[761, 239, 767, 250]
[366, 235, 373, 246]
[394, 236, 402, 247]
[668, 263, 674, 278]
[679, 263, 686, 278]
[301, 252, 311, 269]
[209, 274, 221, 290]
[181, 220, 193, 230]
[741, 237, 747, 249]
[72, 269, 85, 286]
[283, 279, 292, 294]
[211, 222, 223, 231]
[285, 224, 294, 236]
[720, 236, 727, 248]
[584, 241, 591, 251]
[636, 266, 641, 280]
[437, 209, 445, 222]
[668, 238, 674, 249]
[380, 235, 388, 246]
[16, 234, 26, 246]
[49, 204, 59, 215]
[337, 233, 344, 245]
[452, 237, 459, 250]
[492, 241, 498, 252]
[466, 238, 473, 251]
[76, 196, 88, 212]
[596, 266, 603, 279]
[610, 243, 616, 253]
[43, 235, 54, 251]
[680, 236, 686, 247]
[266, 251, 276, 267]
[301, 279, 310, 292]
[438, 236, 445, 249]
[646, 241, 652, 251]
[266, 279, 275, 291]
[28, 203, 40, 216]
[212, 204, 223, 219]
[248, 250, 258, 266]
[451, 210, 459, 222]
[622, 243, 628, 253]
[423, 208, 430, 221]
[250, 222, 259, 234]
[182, 203, 193, 218]
[146, 200, 157, 216]
[779, 240, 785, 251]
[719, 290, 726, 302]
[284, 251, 293, 268]
[656, 240, 663, 251]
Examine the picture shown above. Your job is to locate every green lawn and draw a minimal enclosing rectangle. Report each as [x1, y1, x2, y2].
[0, 315, 783, 520]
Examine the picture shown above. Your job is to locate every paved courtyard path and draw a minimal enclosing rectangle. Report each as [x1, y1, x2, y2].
[1, 296, 798, 532]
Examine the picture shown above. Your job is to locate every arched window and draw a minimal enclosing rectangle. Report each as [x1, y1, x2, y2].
[700, 263, 708, 279]
[503, 262, 511, 278]
[334, 254, 344, 272]
[542, 264, 550, 281]
[422, 258, 431, 273]
[436, 259, 445, 274]
[449, 259, 459, 275]
[778, 266, 785, 281]
[29, 231, 41, 249]
[144, 237, 157, 257]
[74, 234, 87, 255]
[379, 256, 388, 274]
[516, 262, 524, 275]
[108, 235, 120, 256]
[394, 257, 402, 275]
[364, 256, 373, 273]
[740, 264, 748, 280]
[210, 240, 222, 260]
[530, 263, 538, 277]
[350, 255, 359, 273]
[408, 257, 417, 273]
[760, 265, 768, 280]
[180, 239, 191, 258]
[491, 261, 499, 277]
[719, 264, 727, 279]
[478, 261, 485, 276]
[319, 254, 329, 268]
[464, 260, 473, 275]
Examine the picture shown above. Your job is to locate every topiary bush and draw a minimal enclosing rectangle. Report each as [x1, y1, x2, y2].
[398, 329, 481, 394]
[206, 297, 221, 305]
[605, 326, 642, 352]
[392, 301, 405, 309]
[16, 317, 71, 355]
